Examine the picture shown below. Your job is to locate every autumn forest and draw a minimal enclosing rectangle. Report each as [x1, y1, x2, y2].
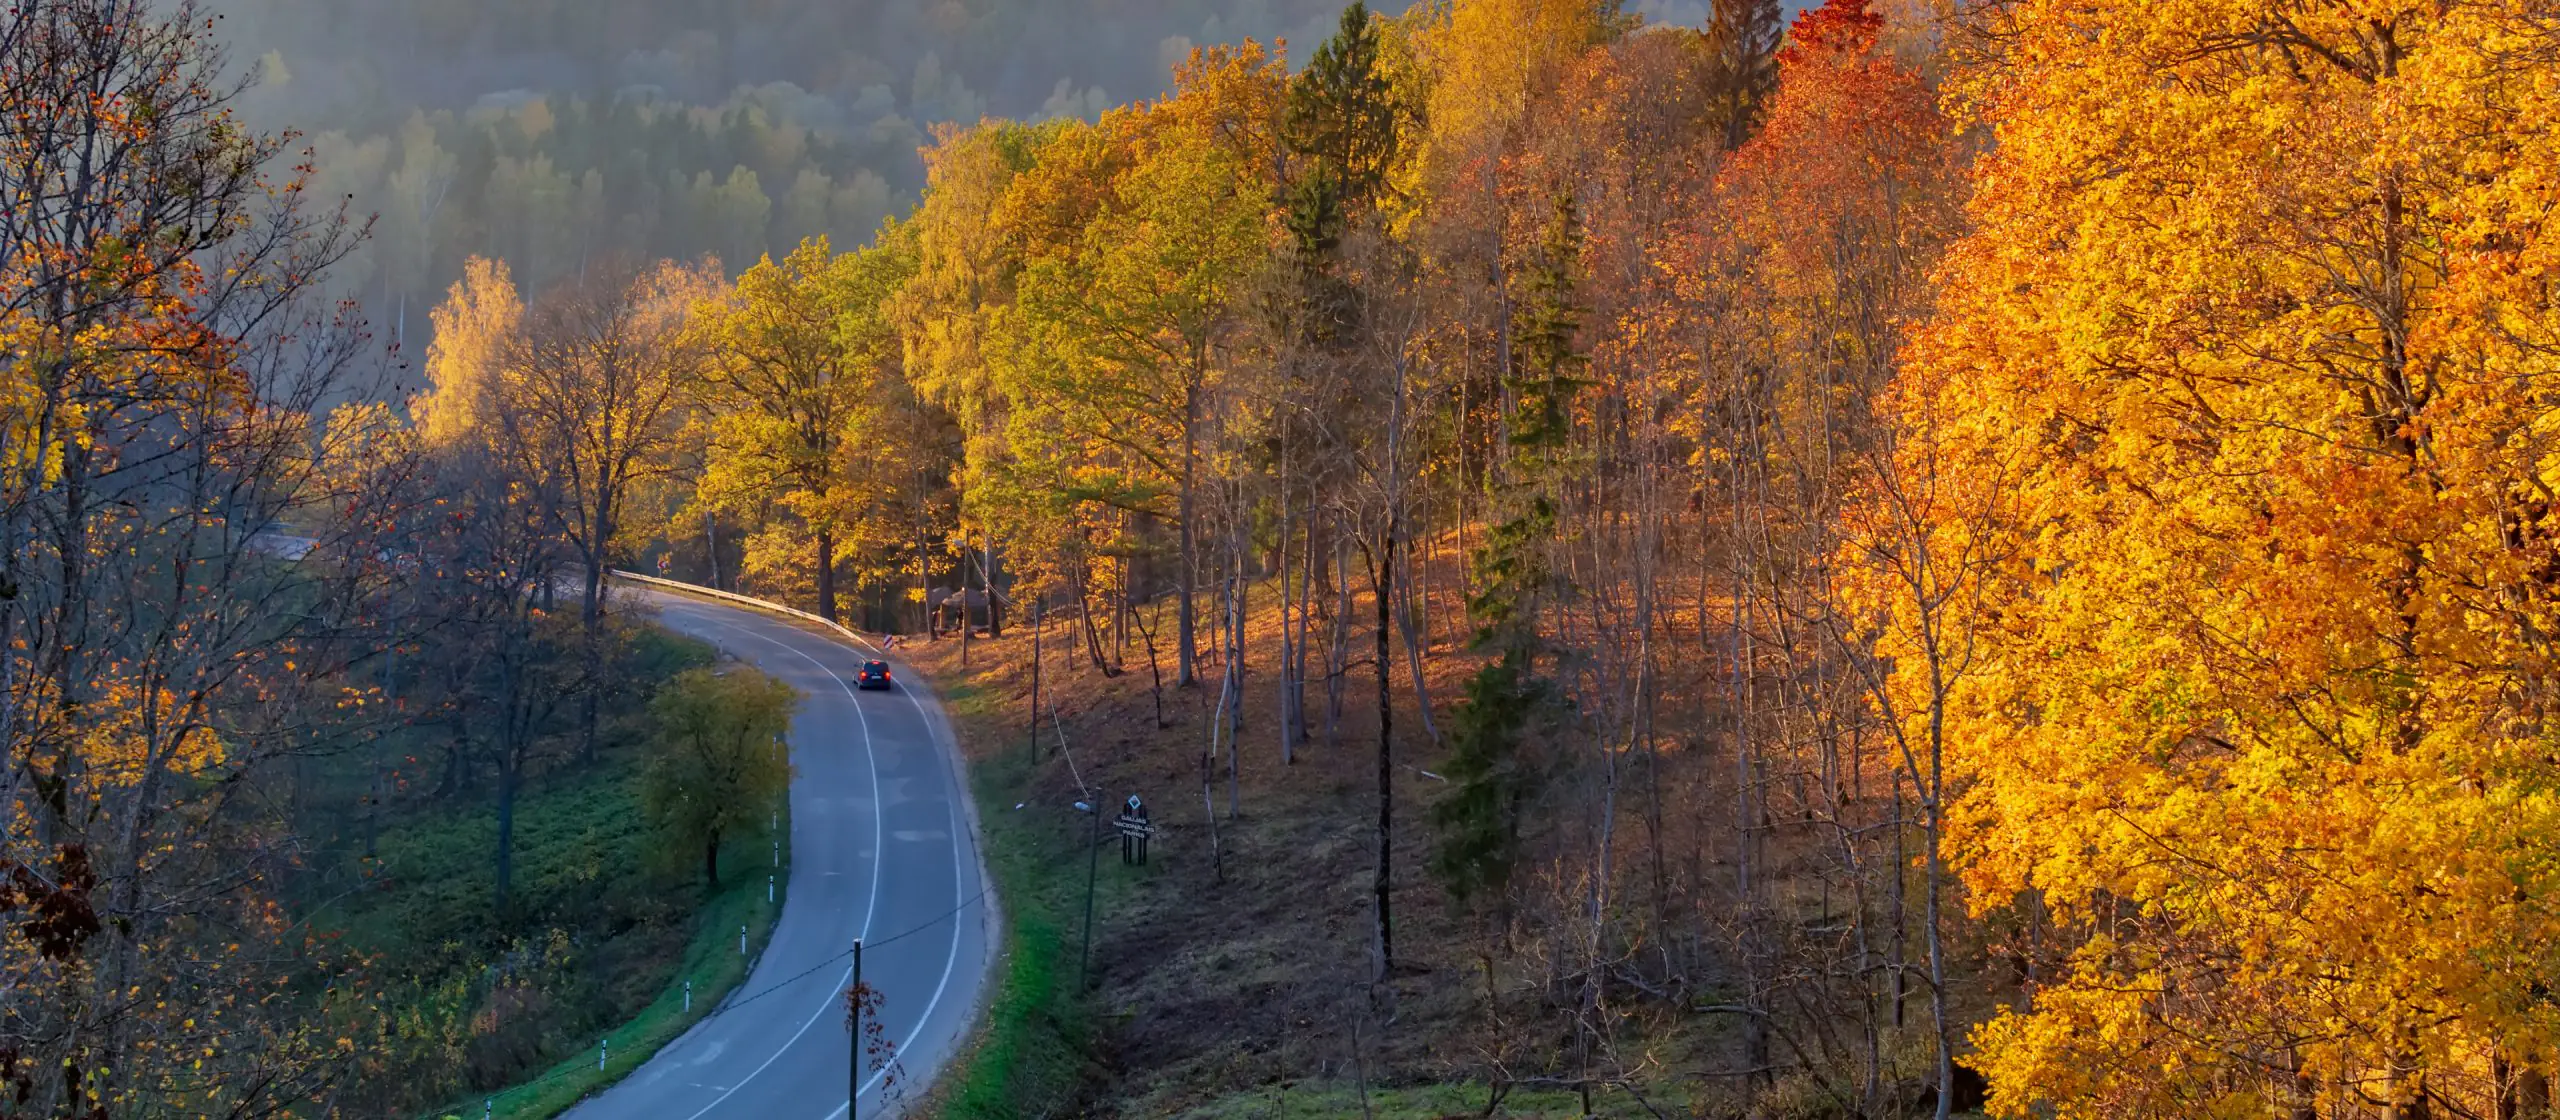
[3, 0, 2555, 1116]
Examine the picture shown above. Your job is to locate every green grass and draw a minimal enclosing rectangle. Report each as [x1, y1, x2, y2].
[294, 624, 824, 1118]
[930, 748, 1097, 1119]
[936, 677, 997, 721]
[431, 852, 787, 1119]
[340, 766, 666, 959]
[1170, 1082, 1998, 1119]
[1174, 1081, 1651, 1118]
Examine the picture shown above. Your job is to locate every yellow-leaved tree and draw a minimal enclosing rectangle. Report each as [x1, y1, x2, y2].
[997, 43, 1284, 685]
[1880, 0, 2560, 1115]
[1412, 0, 1626, 174]
[415, 255, 521, 450]
[690, 235, 925, 622]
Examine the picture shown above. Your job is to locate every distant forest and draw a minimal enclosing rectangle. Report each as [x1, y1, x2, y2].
[210, 0, 1723, 361]
[223, 0, 1699, 361]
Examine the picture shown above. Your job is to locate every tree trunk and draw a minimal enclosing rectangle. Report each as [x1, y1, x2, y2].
[1290, 517, 1313, 752]
[1203, 667, 1228, 885]
[1226, 533, 1245, 818]
[1136, 601, 1168, 729]
[1392, 537, 1438, 744]
[1178, 376, 1200, 687]
[2523, 1053, 2552, 1119]
[1326, 528, 1352, 747]
[984, 534, 1002, 637]
[1892, 770, 1908, 1028]
[917, 525, 933, 638]
[442, 727, 468, 799]
[1029, 604, 1043, 761]
[1927, 662, 1955, 1120]
[1073, 558, 1114, 673]
[816, 525, 838, 623]
[705, 827, 722, 890]
[2501, 1052, 2520, 1120]
[1277, 444, 1298, 766]
[581, 555, 605, 764]
[707, 510, 722, 590]
[1370, 531, 1395, 980]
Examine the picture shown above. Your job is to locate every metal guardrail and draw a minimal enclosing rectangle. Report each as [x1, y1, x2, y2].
[608, 570, 883, 655]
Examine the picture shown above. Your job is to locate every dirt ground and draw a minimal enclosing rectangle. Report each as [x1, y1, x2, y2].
[900, 585, 1512, 1116]
[895, 559, 1994, 1119]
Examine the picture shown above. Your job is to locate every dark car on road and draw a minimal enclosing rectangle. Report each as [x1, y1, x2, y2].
[858, 659, 894, 690]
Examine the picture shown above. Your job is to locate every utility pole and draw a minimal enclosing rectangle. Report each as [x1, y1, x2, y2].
[1077, 798, 1100, 991]
[850, 938, 865, 1120]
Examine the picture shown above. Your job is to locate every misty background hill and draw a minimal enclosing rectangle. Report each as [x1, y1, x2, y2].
[209, 0, 1712, 368]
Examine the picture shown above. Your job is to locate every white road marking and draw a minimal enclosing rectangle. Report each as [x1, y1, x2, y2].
[589, 592, 980, 1120]
[822, 668, 977, 1120]
[662, 608, 886, 1120]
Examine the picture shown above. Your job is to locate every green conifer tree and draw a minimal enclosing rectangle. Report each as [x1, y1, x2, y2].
[1432, 191, 1586, 906]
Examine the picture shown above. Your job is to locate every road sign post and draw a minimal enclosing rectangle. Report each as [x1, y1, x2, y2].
[1027, 604, 1041, 762]
[1077, 800, 1099, 992]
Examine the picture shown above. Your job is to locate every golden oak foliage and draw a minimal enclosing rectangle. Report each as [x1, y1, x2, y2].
[1887, 0, 2560, 1114]
[687, 235, 917, 607]
[75, 682, 226, 786]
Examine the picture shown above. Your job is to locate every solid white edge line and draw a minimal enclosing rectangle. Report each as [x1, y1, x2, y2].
[662, 604, 886, 1120]
[823, 677, 976, 1120]
[606, 577, 984, 1120]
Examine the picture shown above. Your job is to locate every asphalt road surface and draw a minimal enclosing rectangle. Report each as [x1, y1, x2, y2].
[565, 587, 993, 1120]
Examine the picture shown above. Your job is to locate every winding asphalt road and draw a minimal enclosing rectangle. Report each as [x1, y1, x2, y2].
[565, 586, 994, 1120]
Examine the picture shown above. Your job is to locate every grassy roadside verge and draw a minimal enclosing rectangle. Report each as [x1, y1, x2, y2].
[426, 807, 790, 1120]
[915, 680, 1098, 1120]
[1175, 1082, 1651, 1118]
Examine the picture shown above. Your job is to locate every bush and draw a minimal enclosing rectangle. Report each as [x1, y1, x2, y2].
[639, 666, 797, 887]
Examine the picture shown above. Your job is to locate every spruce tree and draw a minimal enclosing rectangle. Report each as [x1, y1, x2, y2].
[1703, 0, 1786, 151]
[1432, 191, 1585, 907]
[1284, 2, 1400, 214]
[1272, 2, 1404, 346]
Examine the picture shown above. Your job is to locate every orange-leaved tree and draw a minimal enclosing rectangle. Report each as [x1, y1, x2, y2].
[0, 0, 391, 1110]
[1706, 0, 1969, 1108]
[1890, 0, 2560, 1115]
